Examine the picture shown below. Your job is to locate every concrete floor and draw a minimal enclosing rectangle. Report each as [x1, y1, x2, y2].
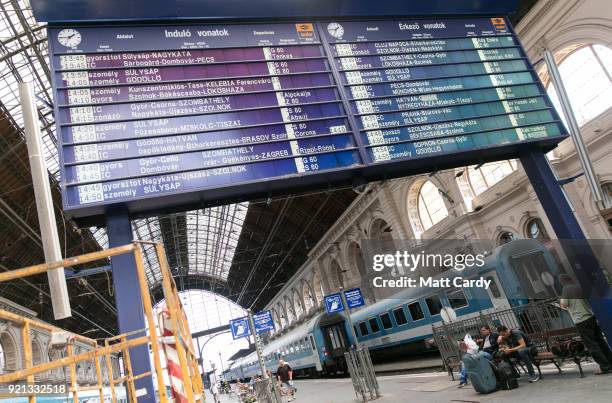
[206, 361, 612, 403]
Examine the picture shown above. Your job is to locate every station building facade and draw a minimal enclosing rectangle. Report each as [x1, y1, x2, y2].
[265, 0, 612, 335]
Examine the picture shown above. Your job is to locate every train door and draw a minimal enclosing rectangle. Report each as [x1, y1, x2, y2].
[309, 333, 323, 371]
[483, 272, 511, 311]
[323, 322, 348, 359]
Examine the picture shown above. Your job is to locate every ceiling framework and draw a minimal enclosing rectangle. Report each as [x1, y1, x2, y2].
[226, 188, 357, 311]
[0, 100, 117, 336]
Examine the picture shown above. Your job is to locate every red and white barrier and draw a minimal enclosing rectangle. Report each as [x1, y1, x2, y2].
[159, 309, 188, 403]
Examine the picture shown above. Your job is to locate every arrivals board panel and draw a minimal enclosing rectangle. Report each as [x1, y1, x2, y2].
[48, 18, 567, 220]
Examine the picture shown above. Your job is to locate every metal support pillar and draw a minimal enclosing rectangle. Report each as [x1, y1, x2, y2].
[339, 287, 360, 348]
[543, 49, 605, 209]
[247, 309, 269, 380]
[19, 82, 71, 320]
[520, 150, 612, 340]
[196, 337, 204, 375]
[106, 206, 155, 402]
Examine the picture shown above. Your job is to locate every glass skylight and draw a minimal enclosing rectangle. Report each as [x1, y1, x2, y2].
[0, 1, 249, 290]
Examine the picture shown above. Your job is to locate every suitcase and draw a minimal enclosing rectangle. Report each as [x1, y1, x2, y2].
[463, 354, 497, 394]
[492, 361, 519, 390]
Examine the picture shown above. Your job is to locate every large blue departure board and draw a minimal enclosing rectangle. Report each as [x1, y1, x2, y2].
[48, 18, 566, 220]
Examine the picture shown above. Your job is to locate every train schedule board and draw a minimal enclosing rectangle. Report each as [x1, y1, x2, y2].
[48, 18, 566, 222]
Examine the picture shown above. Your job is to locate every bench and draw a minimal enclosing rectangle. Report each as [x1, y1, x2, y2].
[445, 327, 589, 380]
[514, 327, 588, 378]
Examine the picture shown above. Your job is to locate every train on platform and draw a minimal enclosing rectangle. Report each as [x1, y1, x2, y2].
[223, 239, 563, 380]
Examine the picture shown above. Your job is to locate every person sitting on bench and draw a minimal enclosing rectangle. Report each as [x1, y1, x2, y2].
[497, 325, 540, 383]
[458, 326, 500, 387]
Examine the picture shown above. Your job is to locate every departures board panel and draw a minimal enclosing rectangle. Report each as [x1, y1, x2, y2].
[48, 18, 567, 220]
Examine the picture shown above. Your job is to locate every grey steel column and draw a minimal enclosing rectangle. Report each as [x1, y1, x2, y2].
[543, 49, 605, 209]
[339, 287, 360, 348]
[247, 309, 269, 379]
[19, 82, 71, 319]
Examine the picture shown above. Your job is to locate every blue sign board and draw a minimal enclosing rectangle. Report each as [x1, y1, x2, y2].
[324, 293, 344, 314]
[344, 288, 365, 309]
[253, 310, 275, 334]
[47, 17, 566, 222]
[230, 317, 251, 340]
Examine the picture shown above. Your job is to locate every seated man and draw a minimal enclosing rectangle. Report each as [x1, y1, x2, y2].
[458, 326, 499, 387]
[497, 325, 540, 383]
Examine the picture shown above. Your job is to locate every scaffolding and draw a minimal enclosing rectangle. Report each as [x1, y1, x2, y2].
[0, 241, 204, 402]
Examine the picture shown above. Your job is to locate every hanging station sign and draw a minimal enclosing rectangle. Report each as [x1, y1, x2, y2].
[48, 17, 566, 221]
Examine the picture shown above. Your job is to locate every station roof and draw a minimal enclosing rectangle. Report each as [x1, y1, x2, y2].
[0, 0, 537, 336]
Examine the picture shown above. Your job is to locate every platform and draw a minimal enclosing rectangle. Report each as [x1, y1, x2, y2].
[206, 361, 612, 403]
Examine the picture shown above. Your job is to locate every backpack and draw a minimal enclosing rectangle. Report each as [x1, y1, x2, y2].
[463, 354, 497, 394]
[492, 361, 519, 390]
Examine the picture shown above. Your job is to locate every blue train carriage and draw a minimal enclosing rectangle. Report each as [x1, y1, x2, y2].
[225, 240, 567, 378]
[226, 315, 326, 380]
[349, 239, 567, 363]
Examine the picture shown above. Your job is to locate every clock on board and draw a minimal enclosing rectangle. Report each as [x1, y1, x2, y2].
[327, 22, 344, 39]
[57, 29, 82, 48]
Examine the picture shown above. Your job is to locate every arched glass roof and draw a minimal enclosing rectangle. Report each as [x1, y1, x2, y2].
[0, 0, 248, 291]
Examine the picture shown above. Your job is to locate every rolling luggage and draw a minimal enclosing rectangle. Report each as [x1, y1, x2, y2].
[463, 354, 497, 394]
[492, 361, 519, 390]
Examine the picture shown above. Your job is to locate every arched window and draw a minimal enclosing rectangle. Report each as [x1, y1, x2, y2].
[154, 290, 248, 375]
[347, 242, 367, 282]
[456, 161, 518, 210]
[293, 290, 304, 319]
[525, 218, 549, 241]
[0, 339, 4, 373]
[330, 259, 344, 289]
[284, 297, 295, 324]
[313, 271, 324, 304]
[272, 309, 281, 332]
[602, 182, 612, 209]
[499, 231, 518, 245]
[544, 45, 612, 127]
[278, 305, 287, 328]
[408, 180, 449, 237]
[302, 281, 315, 311]
[0, 333, 17, 373]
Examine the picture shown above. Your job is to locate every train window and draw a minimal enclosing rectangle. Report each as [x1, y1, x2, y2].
[393, 307, 408, 325]
[359, 322, 369, 336]
[447, 289, 468, 309]
[368, 318, 380, 333]
[408, 301, 425, 321]
[425, 296, 443, 316]
[486, 276, 501, 298]
[310, 335, 316, 350]
[380, 312, 393, 330]
[354, 325, 360, 337]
